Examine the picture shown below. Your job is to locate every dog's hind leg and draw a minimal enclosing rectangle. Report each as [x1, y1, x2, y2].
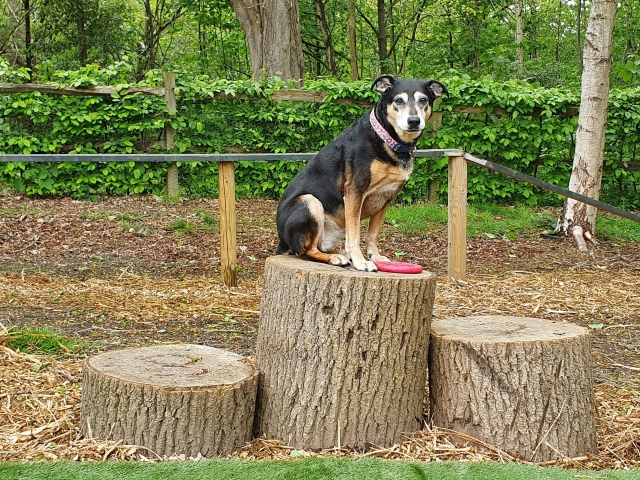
[287, 195, 350, 267]
[276, 239, 289, 255]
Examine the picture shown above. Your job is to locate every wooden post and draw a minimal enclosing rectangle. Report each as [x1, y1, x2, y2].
[255, 255, 437, 449]
[163, 71, 179, 198]
[428, 111, 442, 134]
[448, 155, 467, 281]
[218, 161, 237, 287]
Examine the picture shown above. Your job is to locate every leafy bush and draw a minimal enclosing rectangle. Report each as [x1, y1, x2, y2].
[1, 61, 639, 208]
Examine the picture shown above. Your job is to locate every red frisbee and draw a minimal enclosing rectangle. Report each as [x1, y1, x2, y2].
[374, 261, 423, 274]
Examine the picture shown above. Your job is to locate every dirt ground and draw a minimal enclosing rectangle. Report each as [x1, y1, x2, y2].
[0, 193, 639, 465]
[1, 193, 638, 383]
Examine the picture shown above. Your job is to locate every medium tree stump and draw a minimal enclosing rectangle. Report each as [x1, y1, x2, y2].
[255, 255, 437, 449]
[81, 344, 258, 457]
[429, 316, 597, 462]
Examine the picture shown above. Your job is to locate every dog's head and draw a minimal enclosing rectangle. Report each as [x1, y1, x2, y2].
[371, 75, 448, 144]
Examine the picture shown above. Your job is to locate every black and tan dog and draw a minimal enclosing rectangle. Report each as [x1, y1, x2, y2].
[276, 75, 448, 272]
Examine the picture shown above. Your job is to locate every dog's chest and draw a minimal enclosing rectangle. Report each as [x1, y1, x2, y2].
[362, 159, 413, 217]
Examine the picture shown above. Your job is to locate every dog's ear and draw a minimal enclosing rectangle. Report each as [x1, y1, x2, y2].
[424, 80, 448, 99]
[372, 75, 395, 94]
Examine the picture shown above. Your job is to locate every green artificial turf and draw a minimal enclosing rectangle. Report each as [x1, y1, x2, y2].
[1, 458, 639, 480]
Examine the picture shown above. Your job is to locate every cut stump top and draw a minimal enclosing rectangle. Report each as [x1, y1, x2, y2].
[85, 344, 255, 389]
[268, 254, 434, 279]
[431, 315, 588, 343]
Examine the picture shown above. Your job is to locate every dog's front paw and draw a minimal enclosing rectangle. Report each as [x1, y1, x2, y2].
[368, 254, 390, 263]
[328, 254, 350, 267]
[351, 258, 378, 272]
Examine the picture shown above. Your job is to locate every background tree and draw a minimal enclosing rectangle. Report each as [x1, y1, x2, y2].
[229, 0, 304, 81]
[136, 0, 186, 77]
[27, 0, 138, 73]
[313, 0, 337, 76]
[555, 0, 618, 251]
[348, 0, 359, 80]
[0, 0, 38, 77]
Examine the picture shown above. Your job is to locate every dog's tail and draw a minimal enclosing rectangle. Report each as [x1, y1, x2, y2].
[276, 239, 289, 255]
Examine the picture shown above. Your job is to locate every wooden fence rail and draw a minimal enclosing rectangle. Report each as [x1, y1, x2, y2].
[0, 81, 581, 117]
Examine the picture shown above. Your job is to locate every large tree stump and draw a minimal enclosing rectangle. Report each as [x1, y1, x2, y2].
[429, 316, 597, 462]
[81, 344, 258, 457]
[255, 255, 437, 449]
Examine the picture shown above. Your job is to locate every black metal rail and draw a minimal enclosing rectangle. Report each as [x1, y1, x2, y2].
[462, 152, 640, 224]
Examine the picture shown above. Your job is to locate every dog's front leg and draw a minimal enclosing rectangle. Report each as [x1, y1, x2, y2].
[366, 207, 391, 263]
[344, 189, 377, 272]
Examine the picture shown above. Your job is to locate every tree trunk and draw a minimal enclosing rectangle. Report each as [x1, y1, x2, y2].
[377, 0, 387, 73]
[81, 344, 258, 457]
[314, 0, 336, 76]
[77, 6, 87, 66]
[429, 316, 597, 462]
[23, 0, 32, 78]
[514, 0, 524, 73]
[348, 0, 359, 80]
[255, 255, 436, 449]
[230, 0, 304, 82]
[136, 0, 185, 78]
[577, 0, 584, 70]
[556, 0, 618, 251]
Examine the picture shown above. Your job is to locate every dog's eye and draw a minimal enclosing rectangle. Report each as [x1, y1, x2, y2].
[394, 98, 406, 106]
[418, 97, 428, 106]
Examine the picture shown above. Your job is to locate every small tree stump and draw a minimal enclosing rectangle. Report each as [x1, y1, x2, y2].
[429, 316, 597, 462]
[255, 255, 437, 449]
[81, 344, 258, 457]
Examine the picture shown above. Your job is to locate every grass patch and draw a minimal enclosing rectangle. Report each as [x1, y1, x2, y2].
[171, 218, 196, 234]
[201, 213, 217, 226]
[597, 215, 640, 242]
[3, 326, 78, 355]
[385, 203, 639, 242]
[109, 212, 141, 222]
[0, 458, 637, 480]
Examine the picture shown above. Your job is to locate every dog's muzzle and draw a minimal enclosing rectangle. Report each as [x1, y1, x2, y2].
[407, 116, 422, 130]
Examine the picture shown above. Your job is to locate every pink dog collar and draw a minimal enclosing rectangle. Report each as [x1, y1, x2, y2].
[369, 110, 415, 155]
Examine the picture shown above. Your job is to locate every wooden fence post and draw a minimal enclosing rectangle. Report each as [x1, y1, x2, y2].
[448, 155, 467, 281]
[163, 71, 179, 198]
[218, 161, 237, 287]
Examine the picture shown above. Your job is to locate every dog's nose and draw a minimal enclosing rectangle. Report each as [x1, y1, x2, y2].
[407, 116, 421, 128]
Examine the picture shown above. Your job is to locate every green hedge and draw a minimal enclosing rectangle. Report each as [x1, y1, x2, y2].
[1, 60, 639, 208]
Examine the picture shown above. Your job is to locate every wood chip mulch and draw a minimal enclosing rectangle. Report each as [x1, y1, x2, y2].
[1, 195, 639, 469]
[2, 285, 639, 468]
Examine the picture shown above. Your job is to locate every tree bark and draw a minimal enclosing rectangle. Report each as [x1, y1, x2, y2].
[81, 344, 258, 457]
[23, 0, 33, 78]
[314, 0, 336, 76]
[514, 0, 524, 73]
[556, 0, 618, 251]
[429, 316, 597, 462]
[255, 255, 436, 449]
[348, 0, 359, 80]
[230, 0, 304, 82]
[377, 0, 388, 73]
